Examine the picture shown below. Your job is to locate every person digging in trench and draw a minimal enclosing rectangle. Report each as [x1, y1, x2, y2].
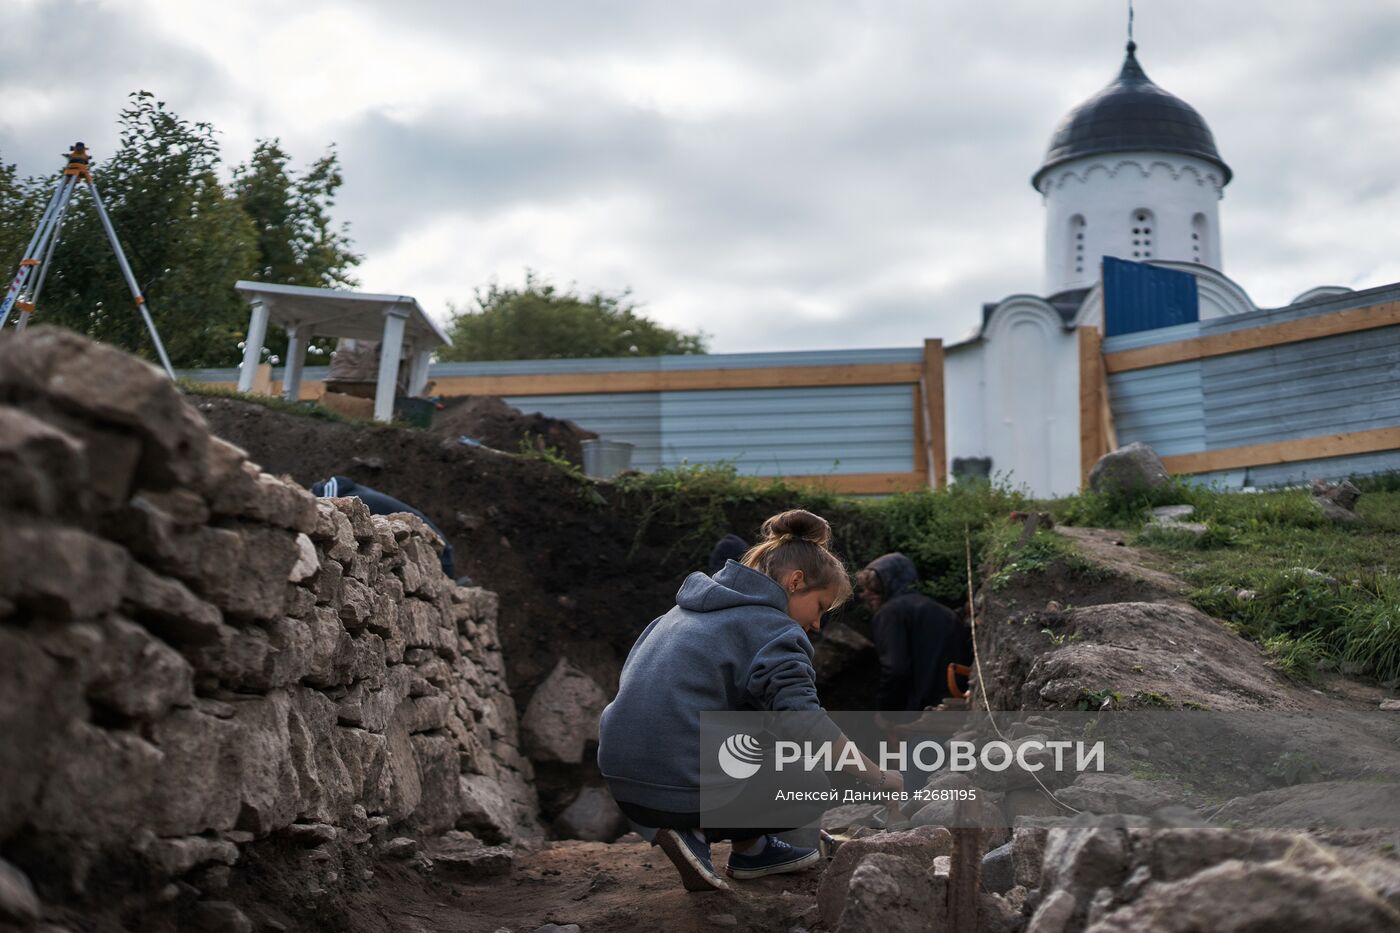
[857, 553, 972, 726]
[597, 510, 904, 892]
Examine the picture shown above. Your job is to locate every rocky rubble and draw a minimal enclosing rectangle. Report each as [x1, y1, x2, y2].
[1018, 819, 1400, 932]
[0, 329, 541, 929]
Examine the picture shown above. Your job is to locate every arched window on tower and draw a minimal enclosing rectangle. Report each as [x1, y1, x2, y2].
[1129, 209, 1155, 260]
[1191, 213, 1209, 265]
[1068, 214, 1086, 279]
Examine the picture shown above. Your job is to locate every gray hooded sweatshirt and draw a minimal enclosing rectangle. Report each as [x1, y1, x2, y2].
[597, 560, 843, 812]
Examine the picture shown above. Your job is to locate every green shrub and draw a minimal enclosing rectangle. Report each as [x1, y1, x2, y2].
[1053, 477, 1191, 528]
[1262, 631, 1328, 681]
[1192, 569, 1400, 683]
[859, 481, 1029, 603]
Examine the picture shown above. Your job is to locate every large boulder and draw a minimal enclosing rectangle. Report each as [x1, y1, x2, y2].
[521, 658, 608, 764]
[1089, 858, 1400, 932]
[817, 825, 953, 929]
[553, 785, 627, 842]
[1311, 479, 1363, 524]
[836, 852, 943, 933]
[1088, 442, 1173, 499]
[1035, 819, 1129, 925]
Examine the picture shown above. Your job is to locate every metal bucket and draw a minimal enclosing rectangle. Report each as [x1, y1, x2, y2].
[580, 439, 634, 478]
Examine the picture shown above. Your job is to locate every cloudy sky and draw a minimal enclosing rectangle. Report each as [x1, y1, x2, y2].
[3, 0, 1399, 352]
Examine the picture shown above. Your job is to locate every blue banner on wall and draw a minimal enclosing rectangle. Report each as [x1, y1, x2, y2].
[1102, 257, 1200, 337]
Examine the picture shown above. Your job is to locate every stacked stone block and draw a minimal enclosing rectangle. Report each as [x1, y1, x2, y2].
[0, 328, 540, 919]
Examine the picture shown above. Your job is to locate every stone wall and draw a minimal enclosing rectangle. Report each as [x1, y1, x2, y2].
[0, 329, 540, 924]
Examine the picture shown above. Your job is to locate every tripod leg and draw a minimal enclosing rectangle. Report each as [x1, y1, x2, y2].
[87, 180, 177, 379]
[0, 174, 74, 328]
[15, 173, 80, 333]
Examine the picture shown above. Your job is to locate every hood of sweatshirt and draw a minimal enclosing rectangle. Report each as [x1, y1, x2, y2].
[675, 559, 788, 614]
[868, 552, 918, 599]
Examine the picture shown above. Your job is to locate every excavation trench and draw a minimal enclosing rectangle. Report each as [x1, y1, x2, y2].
[4, 336, 1397, 933]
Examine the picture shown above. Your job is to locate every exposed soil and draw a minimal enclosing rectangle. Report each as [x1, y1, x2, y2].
[197, 395, 712, 701]
[431, 395, 597, 467]
[332, 839, 821, 933]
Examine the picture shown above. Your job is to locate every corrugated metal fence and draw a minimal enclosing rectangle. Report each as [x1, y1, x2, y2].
[1099, 283, 1400, 487]
[190, 346, 945, 494]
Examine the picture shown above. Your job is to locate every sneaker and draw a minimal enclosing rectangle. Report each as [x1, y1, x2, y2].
[655, 829, 729, 892]
[725, 835, 821, 880]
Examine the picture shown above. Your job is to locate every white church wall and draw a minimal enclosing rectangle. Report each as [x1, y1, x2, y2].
[943, 342, 988, 477]
[1040, 152, 1225, 294]
[979, 298, 1082, 497]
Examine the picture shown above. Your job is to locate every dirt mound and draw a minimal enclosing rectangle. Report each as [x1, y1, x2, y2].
[972, 528, 1371, 715]
[431, 395, 597, 466]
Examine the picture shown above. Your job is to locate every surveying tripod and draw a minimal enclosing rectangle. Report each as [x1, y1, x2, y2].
[0, 143, 176, 378]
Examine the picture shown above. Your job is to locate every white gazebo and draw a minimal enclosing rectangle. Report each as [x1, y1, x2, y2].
[233, 281, 451, 422]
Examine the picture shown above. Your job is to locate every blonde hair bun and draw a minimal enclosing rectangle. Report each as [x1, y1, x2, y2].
[760, 509, 832, 548]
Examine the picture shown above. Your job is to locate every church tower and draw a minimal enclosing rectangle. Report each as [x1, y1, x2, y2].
[1033, 41, 1231, 295]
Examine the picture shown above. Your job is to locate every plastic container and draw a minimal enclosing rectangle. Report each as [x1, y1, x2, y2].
[580, 439, 635, 479]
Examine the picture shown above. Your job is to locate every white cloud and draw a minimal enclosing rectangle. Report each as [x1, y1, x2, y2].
[3, 0, 1399, 351]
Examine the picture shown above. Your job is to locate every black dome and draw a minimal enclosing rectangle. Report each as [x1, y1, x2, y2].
[1032, 42, 1231, 190]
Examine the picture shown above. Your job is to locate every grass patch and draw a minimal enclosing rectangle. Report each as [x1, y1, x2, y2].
[1051, 475, 1400, 684]
[983, 522, 1106, 592]
[1261, 630, 1329, 681]
[1131, 690, 1175, 708]
[1052, 478, 1192, 528]
[1189, 565, 1400, 684]
[1078, 688, 1122, 711]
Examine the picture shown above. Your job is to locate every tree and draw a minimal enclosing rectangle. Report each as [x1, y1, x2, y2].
[0, 92, 360, 368]
[440, 272, 707, 361]
[232, 139, 361, 362]
[231, 139, 359, 290]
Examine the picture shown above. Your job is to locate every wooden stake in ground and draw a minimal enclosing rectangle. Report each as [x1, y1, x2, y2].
[946, 795, 986, 932]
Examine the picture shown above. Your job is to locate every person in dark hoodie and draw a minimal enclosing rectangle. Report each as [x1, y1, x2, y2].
[707, 533, 749, 576]
[598, 510, 903, 893]
[857, 553, 971, 715]
[310, 475, 455, 578]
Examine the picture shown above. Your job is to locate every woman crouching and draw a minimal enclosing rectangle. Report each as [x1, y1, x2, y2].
[597, 510, 903, 892]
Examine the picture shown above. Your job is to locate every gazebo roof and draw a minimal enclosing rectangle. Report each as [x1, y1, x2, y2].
[233, 281, 451, 347]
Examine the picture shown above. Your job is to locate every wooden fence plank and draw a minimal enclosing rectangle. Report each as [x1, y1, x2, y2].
[1078, 326, 1104, 487]
[923, 339, 947, 489]
[429, 362, 923, 397]
[1161, 426, 1400, 475]
[1104, 301, 1400, 373]
[912, 384, 929, 478]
